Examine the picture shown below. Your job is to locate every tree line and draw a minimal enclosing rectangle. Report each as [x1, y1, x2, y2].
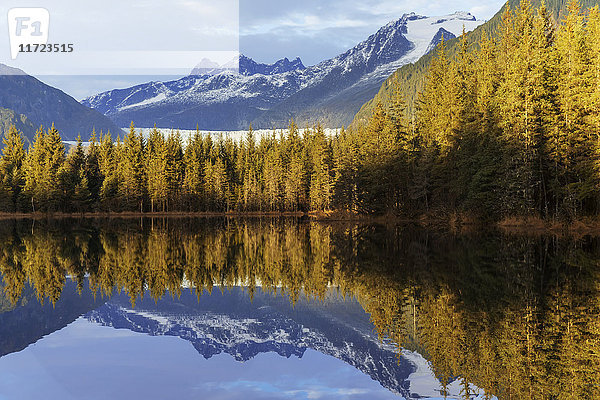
[0, 121, 338, 213]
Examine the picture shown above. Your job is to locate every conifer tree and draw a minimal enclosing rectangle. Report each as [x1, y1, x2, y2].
[263, 131, 284, 211]
[239, 127, 260, 211]
[332, 127, 359, 212]
[98, 132, 122, 210]
[23, 124, 65, 211]
[0, 125, 26, 211]
[183, 130, 206, 211]
[204, 158, 228, 211]
[498, 0, 551, 216]
[121, 123, 146, 211]
[164, 130, 184, 211]
[309, 124, 333, 211]
[553, 0, 596, 216]
[22, 126, 46, 212]
[146, 126, 167, 212]
[60, 136, 90, 211]
[86, 130, 103, 207]
[284, 120, 306, 211]
[417, 35, 461, 153]
[44, 123, 66, 211]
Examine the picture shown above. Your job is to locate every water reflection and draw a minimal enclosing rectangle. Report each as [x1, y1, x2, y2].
[0, 218, 599, 399]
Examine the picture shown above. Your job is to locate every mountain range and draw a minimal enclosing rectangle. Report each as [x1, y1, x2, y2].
[0, 281, 474, 399]
[82, 12, 483, 131]
[353, 0, 600, 123]
[85, 288, 465, 398]
[0, 1, 589, 141]
[0, 64, 123, 142]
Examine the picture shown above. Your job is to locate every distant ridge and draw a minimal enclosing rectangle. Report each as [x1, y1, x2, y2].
[82, 12, 483, 130]
[0, 64, 123, 141]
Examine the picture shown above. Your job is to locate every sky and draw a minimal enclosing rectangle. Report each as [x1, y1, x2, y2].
[0, 318, 398, 400]
[239, 0, 506, 66]
[0, 0, 506, 99]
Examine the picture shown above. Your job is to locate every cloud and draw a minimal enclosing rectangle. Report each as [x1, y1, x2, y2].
[240, 0, 506, 64]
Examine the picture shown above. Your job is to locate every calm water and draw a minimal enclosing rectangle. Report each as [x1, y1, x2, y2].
[0, 218, 598, 400]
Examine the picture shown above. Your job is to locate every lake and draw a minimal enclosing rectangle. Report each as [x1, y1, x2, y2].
[0, 218, 598, 399]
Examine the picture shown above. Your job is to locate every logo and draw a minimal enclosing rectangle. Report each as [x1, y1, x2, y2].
[7, 8, 49, 60]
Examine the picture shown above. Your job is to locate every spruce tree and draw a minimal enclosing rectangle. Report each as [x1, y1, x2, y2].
[85, 130, 103, 208]
[0, 125, 26, 211]
[183, 130, 206, 211]
[263, 131, 284, 211]
[164, 130, 184, 211]
[553, 0, 596, 217]
[44, 124, 66, 211]
[60, 136, 90, 211]
[146, 126, 167, 212]
[309, 124, 333, 211]
[121, 123, 146, 211]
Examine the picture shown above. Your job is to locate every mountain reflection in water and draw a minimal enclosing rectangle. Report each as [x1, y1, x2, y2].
[0, 217, 598, 399]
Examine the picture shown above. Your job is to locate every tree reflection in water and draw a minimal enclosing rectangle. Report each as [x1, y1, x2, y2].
[0, 217, 598, 399]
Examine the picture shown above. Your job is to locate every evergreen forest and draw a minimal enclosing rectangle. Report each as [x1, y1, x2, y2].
[1, 0, 600, 220]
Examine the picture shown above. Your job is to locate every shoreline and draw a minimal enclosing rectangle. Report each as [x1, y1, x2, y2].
[2, 210, 600, 235]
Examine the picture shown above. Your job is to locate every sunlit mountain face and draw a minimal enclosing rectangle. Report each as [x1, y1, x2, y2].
[0, 218, 599, 399]
[82, 12, 483, 130]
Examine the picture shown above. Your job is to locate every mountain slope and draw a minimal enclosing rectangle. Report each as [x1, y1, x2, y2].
[252, 12, 472, 128]
[0, 279, 100, 358]
[86, 289, 421, 397]
[0, 64, 123, 140]
[83, 12, 483, 130]
[352, 0, 600, 124]
[0, 108, 35, 145]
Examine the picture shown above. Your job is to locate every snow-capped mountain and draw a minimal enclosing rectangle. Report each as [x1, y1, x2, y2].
[189, 55, 305, 77]
[238, 55, 306, 76]
[85, 288, 418, 397]
[82, 12, 483, 131]
[85, 288, 491, 399]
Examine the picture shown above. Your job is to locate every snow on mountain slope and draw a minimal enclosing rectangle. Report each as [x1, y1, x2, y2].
[302, 12, 479, 103]
[403, 12, 479, 63]
[84, 288, 496, 399]
[86, 289, 417, 396]
[337, 12, 479, 88]
[82, 12, 483, 131]
[403, 350, 495, 399]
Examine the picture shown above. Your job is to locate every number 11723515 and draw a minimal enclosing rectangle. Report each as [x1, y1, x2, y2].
[19, 43, 74, 53]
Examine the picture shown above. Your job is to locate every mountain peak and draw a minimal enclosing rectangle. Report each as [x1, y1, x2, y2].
[381, 10, 477, 29]
[0, 64, 26, 76]
[431, 11, 476, 24]
[189, 54, 306, 77]
[239, 55, 306, 76]
[426, 27, 457, 54]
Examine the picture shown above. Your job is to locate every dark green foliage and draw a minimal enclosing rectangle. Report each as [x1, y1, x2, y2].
[0, 125, 26, 211]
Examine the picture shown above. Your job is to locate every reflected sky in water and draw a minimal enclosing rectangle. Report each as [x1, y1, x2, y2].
[0, 317, 397, 400]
